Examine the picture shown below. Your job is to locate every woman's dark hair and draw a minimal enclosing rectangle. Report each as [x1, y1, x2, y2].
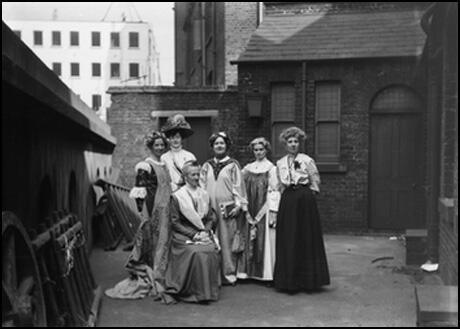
[209, 132, 232, 149]
[144, 131, 167, 150]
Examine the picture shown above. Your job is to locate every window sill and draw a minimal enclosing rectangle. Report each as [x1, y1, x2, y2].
[317, 162, 347, 173]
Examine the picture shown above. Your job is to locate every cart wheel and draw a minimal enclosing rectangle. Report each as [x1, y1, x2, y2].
[2, 211, 46, 327]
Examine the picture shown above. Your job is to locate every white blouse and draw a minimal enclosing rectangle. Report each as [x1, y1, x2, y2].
[276, 153, 320, 193]
[160, 147, 196, 192]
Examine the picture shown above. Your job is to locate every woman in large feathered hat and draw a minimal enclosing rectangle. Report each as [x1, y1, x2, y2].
[160, 114, 196, 192]
[161, 114, 194, 139]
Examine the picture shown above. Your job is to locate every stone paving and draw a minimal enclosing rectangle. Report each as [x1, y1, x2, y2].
[91, 234, 419, 327]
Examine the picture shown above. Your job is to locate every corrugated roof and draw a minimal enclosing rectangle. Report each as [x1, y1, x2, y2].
[236, 10, 426, 62]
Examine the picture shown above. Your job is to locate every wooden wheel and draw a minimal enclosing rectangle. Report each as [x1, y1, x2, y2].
[2, 212, 46, 327]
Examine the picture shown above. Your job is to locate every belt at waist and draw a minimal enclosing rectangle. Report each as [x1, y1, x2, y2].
[286, 184, 309, 190]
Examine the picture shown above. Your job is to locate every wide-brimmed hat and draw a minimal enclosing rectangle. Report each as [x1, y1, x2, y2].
[161, 114, 194, 138]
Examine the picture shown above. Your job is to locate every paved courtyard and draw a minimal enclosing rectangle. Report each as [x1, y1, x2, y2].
[91, 234, 419, 327]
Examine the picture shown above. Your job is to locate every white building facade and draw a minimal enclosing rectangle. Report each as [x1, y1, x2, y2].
[5, 20, 161, 121]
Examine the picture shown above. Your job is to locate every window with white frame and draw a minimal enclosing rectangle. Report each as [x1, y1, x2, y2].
[111, 32, 120, 48]
[91, 31, 101, 47]
[70, 31, 79, 46]
[33, 31, 43, 45]
[129, 63, 139, 78]
[110, 63, 120, 78]
[92, 63, 101, 77]
[52, 31, 61, 46]
[129, 32, 139, 48]
[52, 62, 61, 76]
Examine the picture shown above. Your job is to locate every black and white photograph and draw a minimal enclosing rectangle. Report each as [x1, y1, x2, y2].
[2, 2, 458, 327]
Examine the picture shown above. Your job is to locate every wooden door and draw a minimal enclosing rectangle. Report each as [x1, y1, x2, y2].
[370, 86, 424, 230]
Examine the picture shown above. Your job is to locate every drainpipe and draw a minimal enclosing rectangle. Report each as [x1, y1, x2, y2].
[201, 2, 206, 86]
[301, 61, 307, 138]
[257, 2, 264, 27]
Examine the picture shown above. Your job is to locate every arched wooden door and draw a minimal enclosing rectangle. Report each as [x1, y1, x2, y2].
[370, 86, 424, 230]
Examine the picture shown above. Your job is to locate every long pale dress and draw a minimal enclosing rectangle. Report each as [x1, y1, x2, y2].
[161, 147, 196, 192]
[242, 158, 280, 281]
[200, 156, 248, 284]
[105, 157, 172, 299]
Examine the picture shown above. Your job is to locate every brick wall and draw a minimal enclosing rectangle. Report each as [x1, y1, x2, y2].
[436, 2, 458, 285]
[420, 2, 458, 285]
[224, 2, 259, 86]
[107, 86, 239, 187]
[238, 58, 425, 231]
[107, 56, 428, 233]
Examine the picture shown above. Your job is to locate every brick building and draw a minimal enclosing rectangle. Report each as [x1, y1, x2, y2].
[107, 86, 239, 187]
[421, 2, 458, 285]
[234, 2, 429, 231]
[108, 2, 440, 234]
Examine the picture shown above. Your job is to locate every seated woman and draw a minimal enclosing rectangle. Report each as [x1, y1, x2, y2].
[159, 160, 221, 304]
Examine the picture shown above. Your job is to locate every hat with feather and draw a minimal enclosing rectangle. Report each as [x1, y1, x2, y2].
[161, 114, 194, 139]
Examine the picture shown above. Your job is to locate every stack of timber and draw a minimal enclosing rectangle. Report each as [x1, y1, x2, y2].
[93, 179, 143, 250]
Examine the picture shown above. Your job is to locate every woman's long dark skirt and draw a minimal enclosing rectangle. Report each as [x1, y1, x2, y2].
[274, 185, 330, 292]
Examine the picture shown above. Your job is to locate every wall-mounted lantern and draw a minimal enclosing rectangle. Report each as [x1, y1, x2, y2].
[246, 93, 264, 118]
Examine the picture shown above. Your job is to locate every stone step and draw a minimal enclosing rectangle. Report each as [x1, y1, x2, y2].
[415, 285, 458, 327]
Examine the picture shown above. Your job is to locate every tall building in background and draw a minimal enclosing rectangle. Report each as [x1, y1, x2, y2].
[174, 2, 262, 87]
[5, 18, 161, 121]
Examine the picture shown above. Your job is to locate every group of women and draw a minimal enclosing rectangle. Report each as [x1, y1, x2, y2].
[105, 114, 330, 304]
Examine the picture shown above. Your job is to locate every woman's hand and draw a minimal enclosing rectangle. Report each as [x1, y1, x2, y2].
[268, 211, 277, 228]
[229, 205, 241, 218]
[193, 231, 211, 242]
[245, 212, 256, 225]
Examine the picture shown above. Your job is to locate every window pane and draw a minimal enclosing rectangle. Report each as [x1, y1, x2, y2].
[70, 63, 79, 76]
[111, 63, 120, 78]
[129, 32, 139, 48]
[129, 63, 139, 78]
[272, 122, 295, 159]
[271, 83, 295, 122]
[204, 3, 214, 43]
[70, 31, 79, 46]
[316, 82, 340, 121]
[52, 63, 61, 76]
[92, 94, 101, 111]
[193, 19, 202, 50]
[33, 31, 43, 45]
[111, 32, 120, 47]
[92, 31, 101, 46]
[317, 123, 339, 157]
[92, 63, 101, 77]
[52, 31, 61, 46]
